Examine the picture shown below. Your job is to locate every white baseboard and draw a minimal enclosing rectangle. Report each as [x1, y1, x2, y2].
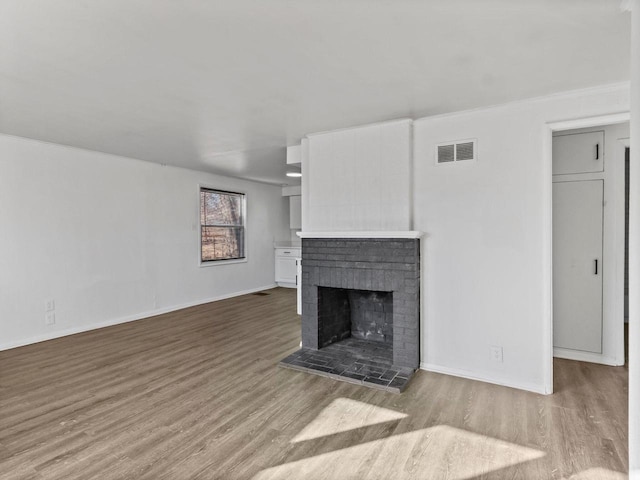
[553, 347, 624, 366]
[420, 362, 549, 395]
[0, 284, 277, 352]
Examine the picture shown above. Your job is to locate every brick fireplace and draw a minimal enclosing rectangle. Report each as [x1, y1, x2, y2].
[280, 233, 421, 393]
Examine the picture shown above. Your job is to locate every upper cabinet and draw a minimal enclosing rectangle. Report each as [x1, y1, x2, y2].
[289, 195, 302, 230]
[287, 145, 302, 165]
[552, 131, 604, 175]
[282, 185, 302, 230]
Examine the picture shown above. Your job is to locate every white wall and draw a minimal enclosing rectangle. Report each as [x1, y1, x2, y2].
[0, 134, 290, 351]
[304, 119, 412, 232]
[413, 84, 630, 393]
[629, 0, 639, 476]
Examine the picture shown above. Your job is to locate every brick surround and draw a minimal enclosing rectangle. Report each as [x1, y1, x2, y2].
[301, 238, 420, 369]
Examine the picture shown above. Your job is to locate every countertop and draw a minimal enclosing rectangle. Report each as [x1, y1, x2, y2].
[273, 242, 302, 249]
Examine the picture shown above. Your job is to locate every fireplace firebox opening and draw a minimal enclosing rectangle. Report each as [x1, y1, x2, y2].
[318, 287, 393, 349]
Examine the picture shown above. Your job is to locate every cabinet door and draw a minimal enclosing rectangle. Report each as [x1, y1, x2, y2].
[552, 131, 604, 175]
[553, 180, 603, 353]
[276, 256, 297, 284]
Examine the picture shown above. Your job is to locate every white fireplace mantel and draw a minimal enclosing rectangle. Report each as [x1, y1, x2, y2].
[296, 231, 424, 239]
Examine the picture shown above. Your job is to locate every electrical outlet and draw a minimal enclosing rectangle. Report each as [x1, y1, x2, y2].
[490, 345, 503, 363]
[45, 312, 56, 325]
[45, 298, 55, 312]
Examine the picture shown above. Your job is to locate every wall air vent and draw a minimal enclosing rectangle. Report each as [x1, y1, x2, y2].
[437, 144, 455, 163]
[435, 139, 477, 164]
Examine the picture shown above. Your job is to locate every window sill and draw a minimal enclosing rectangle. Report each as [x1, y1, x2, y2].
[199, 258, 248, 268]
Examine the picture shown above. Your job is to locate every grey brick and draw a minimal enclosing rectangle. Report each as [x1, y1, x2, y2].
[297, 237, 420, 371]
[404, 278, 418, 289]
[402, 327, 418, 338]
[320, 267, 330, 285]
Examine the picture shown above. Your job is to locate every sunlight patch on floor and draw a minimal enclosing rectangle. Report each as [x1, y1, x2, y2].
[256, 425, 545, 480]
[565, 468, 627, 479]
[291, 397, 407, 443]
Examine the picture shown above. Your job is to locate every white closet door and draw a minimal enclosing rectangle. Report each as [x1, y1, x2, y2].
[553, 180, 603, 353]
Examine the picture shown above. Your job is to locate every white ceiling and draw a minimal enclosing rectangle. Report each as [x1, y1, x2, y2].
[0, 0, 630, 185]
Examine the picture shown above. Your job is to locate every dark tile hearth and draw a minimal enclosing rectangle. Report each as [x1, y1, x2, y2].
[279, 338, 415, 393]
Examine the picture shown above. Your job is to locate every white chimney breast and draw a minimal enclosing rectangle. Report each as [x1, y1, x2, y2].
[305, 119, 412, 232]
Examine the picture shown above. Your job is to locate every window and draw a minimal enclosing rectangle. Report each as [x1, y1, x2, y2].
[200, 188, 245, 262]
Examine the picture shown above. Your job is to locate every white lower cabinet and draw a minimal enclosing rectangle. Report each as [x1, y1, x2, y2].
[275, 248, 301, 287]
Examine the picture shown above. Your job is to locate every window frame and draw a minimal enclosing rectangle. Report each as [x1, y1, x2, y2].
[198, 185, 248, 266]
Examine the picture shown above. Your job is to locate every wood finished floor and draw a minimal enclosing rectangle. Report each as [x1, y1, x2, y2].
[0, 288, 628, 479]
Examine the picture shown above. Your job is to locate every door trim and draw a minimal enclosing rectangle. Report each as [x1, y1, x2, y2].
[543, 112, 630, 395]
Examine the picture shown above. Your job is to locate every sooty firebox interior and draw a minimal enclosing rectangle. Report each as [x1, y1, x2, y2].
[318, 287, 393, 351]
